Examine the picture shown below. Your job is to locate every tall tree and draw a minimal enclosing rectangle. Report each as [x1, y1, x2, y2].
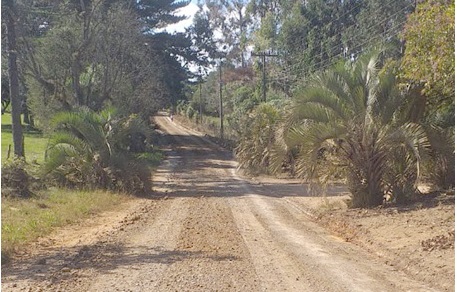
[186, 8, 219, 69]
[202, 0, 252, 66]
[3, 0, 24, 157]
[15, 0, 194, 127]
[354, 0, 414, 56]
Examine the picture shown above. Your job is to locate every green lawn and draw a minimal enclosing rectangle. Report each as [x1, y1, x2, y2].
[1, 113, 48, 165]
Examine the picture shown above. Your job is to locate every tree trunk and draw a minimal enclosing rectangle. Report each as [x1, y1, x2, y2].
[71, 57, 84, 106]
[5, 0, 24, 158]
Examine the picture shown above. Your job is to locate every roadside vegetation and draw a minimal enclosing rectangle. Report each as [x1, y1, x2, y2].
[1, 111, 163, 261]
[2, 0, 181, 261]
[179, 0, 454, 208]
[1, 108, 162, 262]
[1, 0, 453, 263]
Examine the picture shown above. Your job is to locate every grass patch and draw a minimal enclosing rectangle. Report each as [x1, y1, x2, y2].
[1, 188, 130, 262]
[1, 112, 48, 165]
[1, 132, 48, 165]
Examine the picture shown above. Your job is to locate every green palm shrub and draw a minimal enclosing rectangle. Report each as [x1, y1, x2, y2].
[235, 103, 280, 175]
[272, 50, 429, 207]
[424, 113, 455, 190]
[43, 107, 152, 194]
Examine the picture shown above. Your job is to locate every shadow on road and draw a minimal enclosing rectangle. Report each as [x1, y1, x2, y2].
[3, 242, 240, 283]
[152, 125, 349, 199]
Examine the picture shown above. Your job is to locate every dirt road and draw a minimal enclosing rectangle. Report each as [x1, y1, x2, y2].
[2, 113, 439, 291]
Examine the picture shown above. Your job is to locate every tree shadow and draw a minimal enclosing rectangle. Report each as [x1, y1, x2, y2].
[392, 191, 455, 212]
[2, 242, 241, 283]
[150, 130, 349, 199]
[1, 124, 42, 136]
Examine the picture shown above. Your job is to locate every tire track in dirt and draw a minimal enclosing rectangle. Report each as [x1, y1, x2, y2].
[157, 114, 438, 292]
[85, 197, 191, 292]
[229, 192, 438, 292]
[150, 115, 261, 291]
[152, 197, 259, 291]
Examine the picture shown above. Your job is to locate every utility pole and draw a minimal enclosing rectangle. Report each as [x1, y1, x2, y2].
[219, 63, 223, 140]
[199, 81, 203, 124]
[251, 51, 278, 102]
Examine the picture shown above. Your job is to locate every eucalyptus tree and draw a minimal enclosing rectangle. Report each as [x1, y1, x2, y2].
[354, 0, 415, 57]
[200, 0, 252, 67]
[251, 0, 415, 97]
[271, 50, 429, 207]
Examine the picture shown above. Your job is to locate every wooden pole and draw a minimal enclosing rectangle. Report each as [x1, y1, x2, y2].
[251, 51, 278, 103]
[219, 63, 223, 140]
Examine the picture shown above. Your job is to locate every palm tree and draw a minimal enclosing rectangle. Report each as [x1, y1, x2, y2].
[272, 50, 429, 207]
[44, 107, 152, 193]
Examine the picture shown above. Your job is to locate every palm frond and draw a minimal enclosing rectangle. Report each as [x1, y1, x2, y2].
[44, 107, 153, 193]
[51, 109, 107, 153]
[44, 143, 83, 175]
[47, 131, 89, 155]
[285, 123, 346, 179]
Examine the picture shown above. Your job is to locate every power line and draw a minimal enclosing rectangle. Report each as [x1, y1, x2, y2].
[317, 18, 409, 71]
[268, 18, 409, 88]
[268, 2, 414, 84]
[309, 2, 414, 72]
[251, 51, 279, 102]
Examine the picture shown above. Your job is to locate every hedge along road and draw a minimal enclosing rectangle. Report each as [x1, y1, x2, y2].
[2, 112, 437, 292]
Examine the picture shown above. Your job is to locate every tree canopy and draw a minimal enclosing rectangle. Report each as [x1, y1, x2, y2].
[400, 0, 454, 116]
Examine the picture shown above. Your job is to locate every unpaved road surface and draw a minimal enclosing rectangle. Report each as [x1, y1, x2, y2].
[2, 113, 440, 291]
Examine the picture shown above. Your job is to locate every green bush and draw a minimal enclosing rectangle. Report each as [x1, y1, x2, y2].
[44, 107, 153, 194]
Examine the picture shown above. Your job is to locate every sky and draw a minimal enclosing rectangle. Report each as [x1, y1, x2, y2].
[165, 2, 200, 33]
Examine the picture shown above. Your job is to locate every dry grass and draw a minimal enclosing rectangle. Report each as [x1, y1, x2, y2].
[1, 188, 130, 261]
